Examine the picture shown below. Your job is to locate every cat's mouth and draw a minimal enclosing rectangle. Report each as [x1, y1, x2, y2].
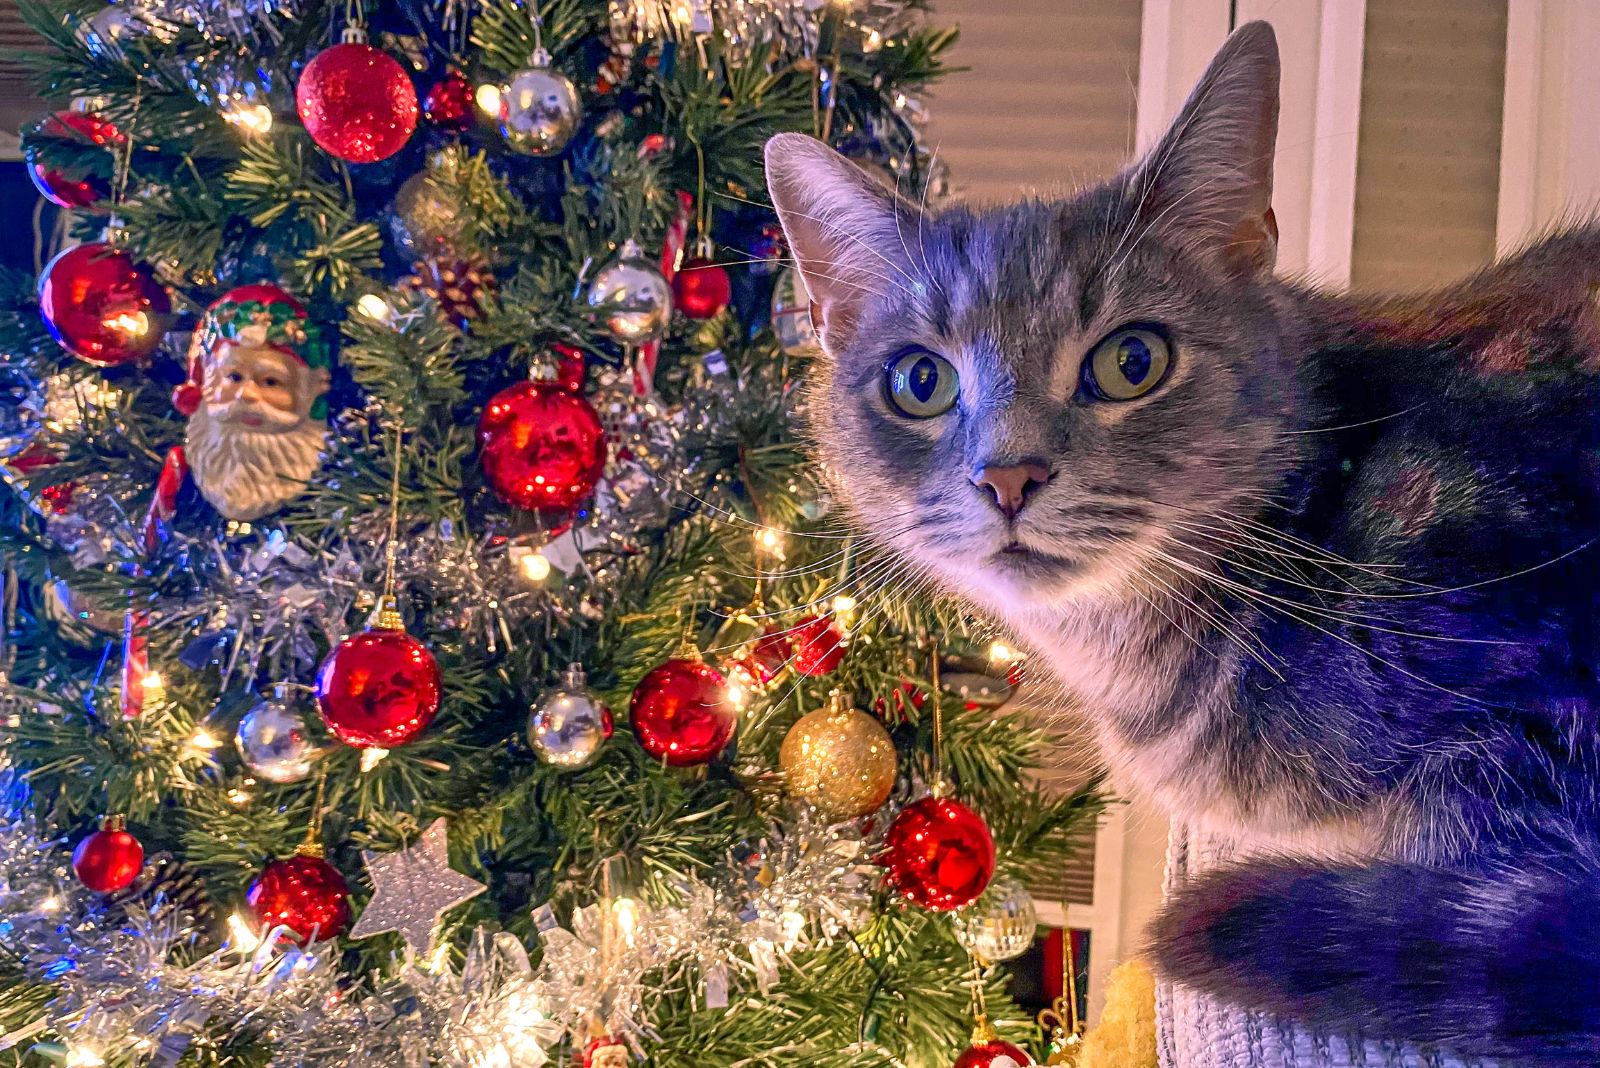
[990, 540, 1076, 572]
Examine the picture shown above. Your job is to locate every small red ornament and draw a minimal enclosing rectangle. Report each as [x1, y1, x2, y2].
[247, 848, 352, 943]
[629, 656, 737, 766]
[672, 257, 732, 320]
[553, 342, 588, 393]
[26, 110, 124, 209]
[788, 614, 847, 677]
[39, 242, 173, 366]
[422, 70, 475, 132]
[477, 377, 606, 528]
[296, 39, 419, 163]
[882, 796, 995, 911]
[954, 1037, 1034, 1068]
[316, 613, 442, 748]
[71, 814, 143, 893]
[749, 624, 791, 681]
[7, 444, 77, 516]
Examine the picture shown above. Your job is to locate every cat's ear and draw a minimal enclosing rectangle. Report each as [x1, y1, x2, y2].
[1128, 20, 1280, 275]
[764, 133, 914, 349]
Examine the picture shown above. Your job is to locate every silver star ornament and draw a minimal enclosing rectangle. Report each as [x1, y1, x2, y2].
[349, 818, 487, 956]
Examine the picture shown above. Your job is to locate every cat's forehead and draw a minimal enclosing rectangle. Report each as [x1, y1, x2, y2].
[909, 193, 1135, 358]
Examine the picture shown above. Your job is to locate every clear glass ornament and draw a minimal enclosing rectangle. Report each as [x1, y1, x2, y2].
[235, 692, 319, 784]
[952, 874, 1038, 962]
[771, 266, 820, 356]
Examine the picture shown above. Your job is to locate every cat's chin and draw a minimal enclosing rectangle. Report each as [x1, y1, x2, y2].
[943, 545, 1088, 609]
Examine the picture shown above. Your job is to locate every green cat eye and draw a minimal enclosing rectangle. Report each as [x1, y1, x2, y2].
[884, 348, 959, 418]
[1082, 326, 1172, 402]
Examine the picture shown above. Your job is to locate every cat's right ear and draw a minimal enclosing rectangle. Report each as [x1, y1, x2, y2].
[764, 133, 912, 350]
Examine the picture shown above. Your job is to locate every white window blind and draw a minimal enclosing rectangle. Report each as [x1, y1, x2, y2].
[928, 0, 1143, 202]
[1349, 0, 1508, 290]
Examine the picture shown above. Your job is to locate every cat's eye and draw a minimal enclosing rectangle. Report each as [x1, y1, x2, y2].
[883, 348, 959, 418]
[1082, 326, 1172, 402]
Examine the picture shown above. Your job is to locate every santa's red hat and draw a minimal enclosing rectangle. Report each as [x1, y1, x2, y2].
[172, 283, 329, 417]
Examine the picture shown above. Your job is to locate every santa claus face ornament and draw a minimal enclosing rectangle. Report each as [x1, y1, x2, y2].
[177, 285, 331, 521]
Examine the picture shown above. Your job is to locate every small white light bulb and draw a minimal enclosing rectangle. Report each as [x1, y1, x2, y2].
[355, 294, 393, 322]
[520, 551, 551, 583]
[476, 82, 503, 114]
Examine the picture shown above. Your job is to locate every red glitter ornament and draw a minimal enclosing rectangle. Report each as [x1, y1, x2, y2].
[881, 796, 995, 911]
[26, 109, 124, 209]
[71, 814, 143, 893]
[788, 614, 847, 677]
[422, 70, 475, 132]
[953, 1038, 1034, 1068]
[316, 620, 442, 748]
[38, 242, 173, 366]
[247, 849, 352, 943]
[672, 257, 732, 320]
[296, 39, 419, 163]
[477, 377, 606, 528]
[630, 656, 737, 766]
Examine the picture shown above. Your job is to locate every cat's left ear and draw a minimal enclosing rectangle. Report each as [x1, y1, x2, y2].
[1128, 21, 1280, 275]
[764, 133, 917, 351]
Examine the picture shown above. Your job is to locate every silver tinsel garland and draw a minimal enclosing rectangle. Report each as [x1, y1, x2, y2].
[0, 796, 883, 1067]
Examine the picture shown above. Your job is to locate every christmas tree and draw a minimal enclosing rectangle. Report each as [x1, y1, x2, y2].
[0, 2, 1102, 1066]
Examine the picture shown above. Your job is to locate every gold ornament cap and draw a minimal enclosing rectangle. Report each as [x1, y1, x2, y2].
[98, 813, 127, 833]
[368, 593, 406, 632]
[969, 1015, 999, 1045]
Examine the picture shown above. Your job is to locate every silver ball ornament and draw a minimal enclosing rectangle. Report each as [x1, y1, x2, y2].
[498, 52, 582, 156]
[952, 874, 1038, 962]
[587, 239, 673, 343]
[528, 663, 613, 769]
[235, 695, 319, 784]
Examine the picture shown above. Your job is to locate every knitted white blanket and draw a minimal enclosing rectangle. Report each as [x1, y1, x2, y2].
[1157, 824, 1489, 1068]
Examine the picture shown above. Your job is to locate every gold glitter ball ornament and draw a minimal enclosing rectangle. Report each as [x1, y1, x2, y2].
[779, 690, 896, 822]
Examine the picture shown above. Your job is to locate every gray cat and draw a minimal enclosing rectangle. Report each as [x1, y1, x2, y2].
[766, 21, 1600, 1064]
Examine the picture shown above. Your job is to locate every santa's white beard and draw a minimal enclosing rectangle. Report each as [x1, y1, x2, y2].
[186, 402, 327, 521]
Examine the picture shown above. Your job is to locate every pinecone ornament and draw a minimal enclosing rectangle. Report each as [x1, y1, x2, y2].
[404, 258, 494, 327]
[103, 850, 214, 926]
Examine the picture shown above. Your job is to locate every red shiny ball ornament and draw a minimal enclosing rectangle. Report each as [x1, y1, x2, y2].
[789, 614, 847, 677]
[672, 257, 732, 320]
[296, 41, 419, 163]
[882, 796, 996, 911]
[71, 816, 143, 893]
[630, 657, 737, 766]
[27, 110, 123, 208]
[247, 851, 351, 943]
[316, 625, 442, 748]
[422, 70, 475, 131]
[954, 1039, 1034, 1068]
[39, 242, 173, 366]
[477, 379, 607, 527]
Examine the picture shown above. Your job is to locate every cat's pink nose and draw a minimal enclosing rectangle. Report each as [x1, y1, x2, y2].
[972, 461, 1050, 520]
